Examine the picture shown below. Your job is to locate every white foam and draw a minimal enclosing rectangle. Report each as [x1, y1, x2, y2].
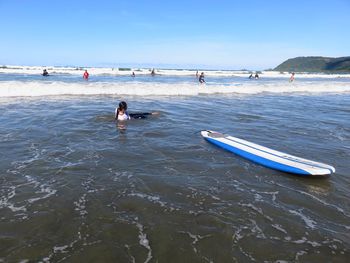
[239, 202, 273, 221]
[275, 183, 350, 218]
[136, 223, 152, 263]
[0, 79, 349, 98]
[0, 186, 27, 212]
[179, 231, 212, 254]
[289, 209, 317, 229]
[23, 174, 57, 204]
[74, 194, 88, 216]
[1, 65, 350, 78]
[271, 224, 288, 234]
[295, 250, 307, 261]
[128, 193, 173, 210]
[249, 219, 267, 239]
[53, 245, 69, 253]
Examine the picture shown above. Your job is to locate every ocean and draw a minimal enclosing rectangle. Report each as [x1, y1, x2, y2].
[0, 67, 350, 262]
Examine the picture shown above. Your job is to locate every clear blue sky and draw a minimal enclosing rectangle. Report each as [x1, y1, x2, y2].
[1, 0, 349, 69]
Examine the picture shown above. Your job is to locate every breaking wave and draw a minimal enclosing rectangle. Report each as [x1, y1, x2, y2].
[0, 80, 349, 97]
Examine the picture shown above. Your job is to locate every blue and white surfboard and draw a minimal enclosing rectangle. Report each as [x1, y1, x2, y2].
[201, 130, 335, 176]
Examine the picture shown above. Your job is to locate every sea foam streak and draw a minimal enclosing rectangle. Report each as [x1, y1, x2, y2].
[1, 66, 350, 78]
[1, 66, 350, 97]
[0, 80, 349, 97]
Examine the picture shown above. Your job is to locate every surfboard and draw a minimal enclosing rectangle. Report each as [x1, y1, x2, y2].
[201, 130, 335, 176]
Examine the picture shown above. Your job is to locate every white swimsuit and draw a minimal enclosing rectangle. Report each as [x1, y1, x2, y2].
[115, 109, 130, 121]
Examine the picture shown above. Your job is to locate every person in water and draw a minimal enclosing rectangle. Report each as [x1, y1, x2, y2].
[248, 74, 253, 79]
[132, 71, 135, 77]
[42, 69, 49, 76]
[115, 101, 158, 121]
[151, 68, 155, 76]
[289, 72, 295, 82]
[83, 70, 89, 80]
[115, 101, 130, 121]
[254, 73, 259, 79]
[199, 72, 205, 83]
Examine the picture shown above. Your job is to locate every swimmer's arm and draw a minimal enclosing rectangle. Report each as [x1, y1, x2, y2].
[128, 112, 160, 119]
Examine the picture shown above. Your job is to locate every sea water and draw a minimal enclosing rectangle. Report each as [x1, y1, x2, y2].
[0, 68, 350, 262]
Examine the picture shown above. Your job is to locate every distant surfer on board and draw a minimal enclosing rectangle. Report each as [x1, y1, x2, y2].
[115, 101, 159, 121]
[199, 72, 205, 84]
[83, 70, 89, 80]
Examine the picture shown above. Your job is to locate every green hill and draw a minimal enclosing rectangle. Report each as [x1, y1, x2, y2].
[274, 56, 350, 72]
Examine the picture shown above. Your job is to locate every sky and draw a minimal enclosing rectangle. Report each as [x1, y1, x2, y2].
[0, 0, 349, 69]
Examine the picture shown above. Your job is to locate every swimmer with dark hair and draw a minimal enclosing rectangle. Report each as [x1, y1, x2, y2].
[199, 72, 205, 84]
[42, 69, 49, 76]
[115, 101, 159, 120]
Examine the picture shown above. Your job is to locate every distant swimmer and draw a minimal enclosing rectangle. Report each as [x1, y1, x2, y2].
[289, 72, 295, 82]
[248, 74, 253, 79]
[42, 69, 49, 76]
[115, 101, 159, 121]
[196, 71, 199, 77]
[151, 68, 155, 76]
[199, 72, 205, 84]
[255, 73, 259, 79]
[83, 70, 89, 80]
[132, 71, 135, 77]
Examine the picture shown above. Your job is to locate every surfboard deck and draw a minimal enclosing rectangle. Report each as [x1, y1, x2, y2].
[201, 130, 335, 176]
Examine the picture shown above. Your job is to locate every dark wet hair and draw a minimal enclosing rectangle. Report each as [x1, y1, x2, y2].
[115, 101, 128, 120]
[119, 101, 127, 110]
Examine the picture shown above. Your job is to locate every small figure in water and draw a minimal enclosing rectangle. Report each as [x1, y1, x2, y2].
[42, 69, 49, 76]
[289, 72, 295, 82]
[248, 74, 253, 79]
[199, 72, 205, 84]
[196, 70, 199, 77]
[254, 73, 259, 79]
[83, 70, 89, 80]
[132, 71, 135, 77]
[115, 101, 159, 121]
[151, 68, 155, 76]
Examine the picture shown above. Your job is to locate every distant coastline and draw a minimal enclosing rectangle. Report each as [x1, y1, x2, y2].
[274, 56, 350, 73]
[2, 56, 350, 74]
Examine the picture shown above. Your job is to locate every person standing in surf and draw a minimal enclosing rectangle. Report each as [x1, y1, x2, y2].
[42, 69, 49, 76]
[83, 70, 89, 80]
[289, 72, 295, 82]
[199, 72, 205, 84]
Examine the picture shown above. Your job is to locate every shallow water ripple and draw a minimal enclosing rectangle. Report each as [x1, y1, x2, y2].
[0, 94, 349, 262]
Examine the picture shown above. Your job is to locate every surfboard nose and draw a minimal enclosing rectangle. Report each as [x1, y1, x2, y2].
[201, 130, 210, 137]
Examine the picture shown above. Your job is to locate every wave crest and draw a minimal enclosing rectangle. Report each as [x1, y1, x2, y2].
[0, 80, 349, 97]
